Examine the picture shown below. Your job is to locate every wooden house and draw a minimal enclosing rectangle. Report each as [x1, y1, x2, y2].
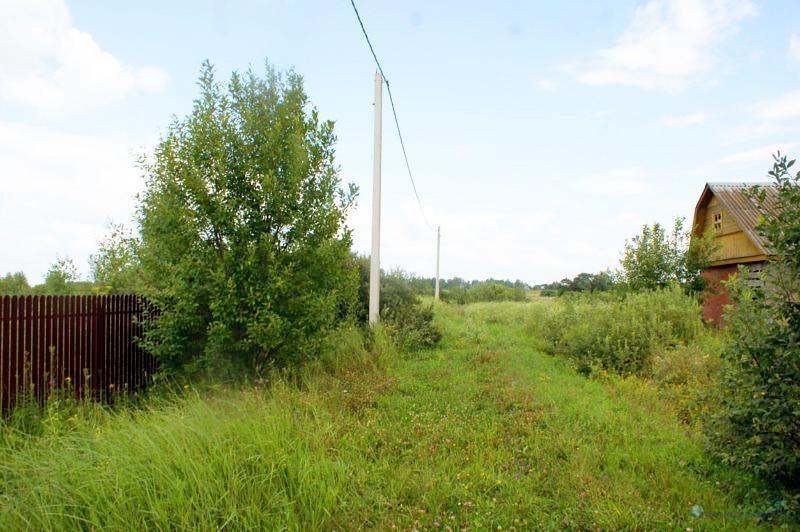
[692, 182, 779, 325]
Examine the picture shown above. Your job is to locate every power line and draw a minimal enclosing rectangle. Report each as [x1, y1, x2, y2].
[349, 0, 435, 231]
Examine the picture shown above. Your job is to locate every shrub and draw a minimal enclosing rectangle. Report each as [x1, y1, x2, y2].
[529, 287, 704, 375]
[704, 154, 800, 487]
[353, 256, 441, 351]
[467, 282, 526, 303]
[441, 281, 526, 304]
[705, 273, 800, 485]
[650, 332, 724, 425]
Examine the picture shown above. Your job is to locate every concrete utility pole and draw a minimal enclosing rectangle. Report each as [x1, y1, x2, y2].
[434, 226, 441, 300]
[369, 71, 383, 325]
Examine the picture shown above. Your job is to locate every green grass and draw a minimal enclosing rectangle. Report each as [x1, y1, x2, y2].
[0, 302, 786, 530]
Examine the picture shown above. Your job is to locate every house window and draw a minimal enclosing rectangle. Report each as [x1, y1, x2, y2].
[713, 212, 722, 232]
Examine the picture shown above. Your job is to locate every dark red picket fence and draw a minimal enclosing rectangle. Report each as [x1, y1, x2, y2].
[0, 295, 157, 411]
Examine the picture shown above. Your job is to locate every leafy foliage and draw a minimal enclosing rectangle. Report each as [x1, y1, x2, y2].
[90, 223, 144, 294]
[441, 281, 526, 304]
[706, 153, 800, 486]
[535, 271, 615, 296]
[620, 217, 714, 294]
[529, 287, 704, 375]
[353, 256, 441, 350]
[0, 272, 30, 295]
[136, 61, 358, 373]
[38, 258, 87, 295]
[650, 332, 724, 426]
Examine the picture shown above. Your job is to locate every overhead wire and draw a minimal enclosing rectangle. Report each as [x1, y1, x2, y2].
[349, 0, 436, 232]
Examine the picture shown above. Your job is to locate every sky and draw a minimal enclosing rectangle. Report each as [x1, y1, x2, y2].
[1, 0, 799, 285]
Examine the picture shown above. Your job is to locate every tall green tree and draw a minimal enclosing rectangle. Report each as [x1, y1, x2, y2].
[40, 258, 79, 295]
[90, 222, 144, 294]
[620, 217, 714, 293]
[137, 61, 358, 373]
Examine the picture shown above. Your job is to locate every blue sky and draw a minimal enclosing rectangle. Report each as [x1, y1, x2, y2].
[2, 0, 799, 284]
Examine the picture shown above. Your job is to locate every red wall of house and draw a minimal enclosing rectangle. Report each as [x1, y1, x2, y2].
[701, 264, 740, 326]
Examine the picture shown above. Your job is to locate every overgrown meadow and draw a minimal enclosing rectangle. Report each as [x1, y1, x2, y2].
[2, 301, 793, 530]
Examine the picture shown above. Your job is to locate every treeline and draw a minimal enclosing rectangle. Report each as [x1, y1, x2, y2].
[535, 216, 714, 298]
[0, 259, 95, 296]
[534, 271, 614, 296]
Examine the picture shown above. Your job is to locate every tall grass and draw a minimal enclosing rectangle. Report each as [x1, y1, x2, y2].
[0, 324, 394, 530]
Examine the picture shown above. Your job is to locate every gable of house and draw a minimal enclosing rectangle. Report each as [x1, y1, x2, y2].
[692, 182, 778, 267]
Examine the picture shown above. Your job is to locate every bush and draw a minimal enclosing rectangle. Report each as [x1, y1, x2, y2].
[441, 281, 526, 304]
[650, 332, 724, 425]
[704, 154, 800, 487]
[529, 287, 704, 375]
[353, 256, 441, 351]
[704, 273, 800, 485]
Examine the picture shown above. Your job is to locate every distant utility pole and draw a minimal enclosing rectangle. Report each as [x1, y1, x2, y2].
[435, 226, 441, 300]
[369, 71, 383, 325]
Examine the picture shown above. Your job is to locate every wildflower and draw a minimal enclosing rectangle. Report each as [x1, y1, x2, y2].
[64, 376, 71, 384]
[183, 384, 189, 390]
[109, 383, 115, 389]
[514, 473, 520, 479]
[433, 522, 440, 527]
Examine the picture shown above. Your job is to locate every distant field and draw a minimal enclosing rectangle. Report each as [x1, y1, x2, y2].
[0, 301, 779, 530]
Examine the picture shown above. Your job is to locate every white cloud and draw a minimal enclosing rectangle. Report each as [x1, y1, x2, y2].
[754, 90, 800, 121]
[790, 33, 800, 64]
[0, 0, 168, 116]
[658, 111, 708, 126]
[721, 121, 789, 144]
[575, 168, 651, 197]
[576, 0, 756, 89]
[720, 142, 798, 164]
[0, 121, 152, 281]
[535, 79, 557, 91]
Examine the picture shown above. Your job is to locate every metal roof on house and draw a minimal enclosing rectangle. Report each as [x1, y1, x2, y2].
[701, 182, 780, 255]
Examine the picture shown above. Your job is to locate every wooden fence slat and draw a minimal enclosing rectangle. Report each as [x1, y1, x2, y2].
[67, 296, 74, 393]
[13, 297, 24, 403]
[90, 296, 97, 399]
[125, 294, 134, 390]
[0, 295, 154, 411]
[30, 295, 41, 403]
[77, 295, 84, 399]
[43, 296, 52, 401]
[101, 295, 106, 399]
[57, 296, 65, 386]
[121, 295, 127, 392]
[1, 297, 10, 410]
[81, 294, 89, 399]
[111, 295, 119, 394]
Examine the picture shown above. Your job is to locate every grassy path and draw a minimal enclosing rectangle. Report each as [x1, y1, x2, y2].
[0, 302, 772, 530]
[337, 302, 762, 530]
